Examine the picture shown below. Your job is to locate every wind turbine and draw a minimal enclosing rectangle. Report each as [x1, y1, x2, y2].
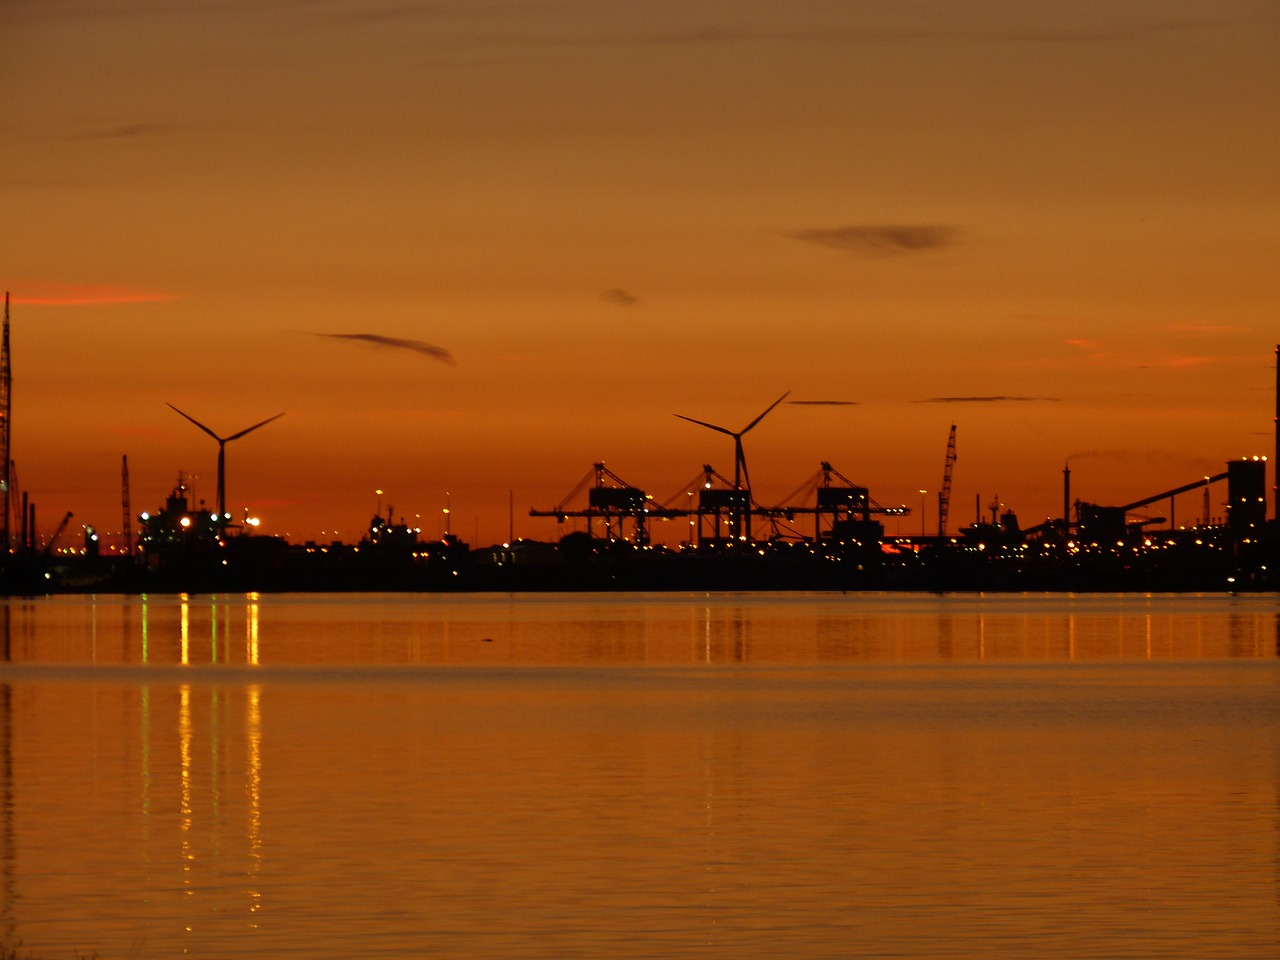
[675, 391, 790, 541]
[166, 403, 284, 529]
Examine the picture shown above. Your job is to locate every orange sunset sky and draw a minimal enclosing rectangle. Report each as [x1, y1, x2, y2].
[2, 0, 1278, 548]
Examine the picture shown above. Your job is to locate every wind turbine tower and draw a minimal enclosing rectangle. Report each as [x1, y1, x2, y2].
[166, 403, 284, 531]
[1, 293, 10, 552]
[675, 391, 790, 542]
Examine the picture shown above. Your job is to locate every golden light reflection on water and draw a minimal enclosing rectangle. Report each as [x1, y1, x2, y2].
[246, 684, 263, 922]
[178, 684, 194, 898]
[246, 594, 260, 666]
[0, 594, 1277, 959]
[180, 594, 189, 666]
[1, 592, 1277, 668]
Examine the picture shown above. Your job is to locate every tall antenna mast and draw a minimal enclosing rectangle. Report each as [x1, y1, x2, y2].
[1, 293, 10, 553]
[121, 454, 132, 556]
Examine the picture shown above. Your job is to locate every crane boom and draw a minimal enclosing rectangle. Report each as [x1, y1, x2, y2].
[937, 424, 957, 537]
[45, 510, 73, 555]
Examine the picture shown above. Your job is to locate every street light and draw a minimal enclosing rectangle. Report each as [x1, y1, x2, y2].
[918, 489, 927, 537]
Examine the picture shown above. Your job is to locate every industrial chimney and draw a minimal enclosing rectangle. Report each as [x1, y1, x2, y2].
[1063, 463, 1071, 537]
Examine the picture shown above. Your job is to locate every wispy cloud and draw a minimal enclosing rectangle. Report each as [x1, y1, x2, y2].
[602, 288, 639, 306]
[788, 399, 859, 406]
[6, 281, 177, 305]
[1163, 322, 1251, 335]
[981, 15, 1247, 45]
[915, 396, 1060, 404]
[67, 122, 177, 141]
[1066, 338, 1222, 369]
[1066, 449, 1206, 467]
[783, 225, 958, 256]
[1142, 356, 1219, 369]
[445, 14, 1248, 51]
[13, 2, 1249, 50]
[312, 332, 455, 365]
[1065, 338, 1103, 352]
[1007, 312, 1077, 324]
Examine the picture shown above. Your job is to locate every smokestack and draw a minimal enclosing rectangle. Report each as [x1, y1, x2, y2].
[1063, 464, 1071, 536]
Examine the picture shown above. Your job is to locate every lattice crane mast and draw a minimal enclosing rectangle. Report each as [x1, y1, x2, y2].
[938, 424, 957, 537]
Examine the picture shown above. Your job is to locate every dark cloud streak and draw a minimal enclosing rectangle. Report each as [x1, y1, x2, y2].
[602, 288, 639, 306]
[456, 13, 1251, 51]
[68, 122, 178, 141]
[916, 396, 1060, 404]
[784, 225, 958, 256]
[312, 332, 455, 365]
[788, 399, 860, 406]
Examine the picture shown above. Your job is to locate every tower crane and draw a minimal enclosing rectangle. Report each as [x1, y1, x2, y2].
[937, 424, 957, 537]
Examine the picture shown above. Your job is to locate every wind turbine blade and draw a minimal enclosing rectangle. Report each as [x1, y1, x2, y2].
[674, 414, 735, 437]
[166, 402, 222, 442]
[741, 391, 791, 434]
[225, 412, 285, 442]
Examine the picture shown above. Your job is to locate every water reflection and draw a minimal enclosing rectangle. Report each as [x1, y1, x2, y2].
[131, 679, 267, 952]
[167, 679, 265, 934]
[0, 627, 12, 946]
[0, 592, 1277, 668]
[1, 608, 14, 944]
[0, 594, 1277, 959]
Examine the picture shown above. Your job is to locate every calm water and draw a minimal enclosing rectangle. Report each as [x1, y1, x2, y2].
[1, 591, 1278, 959]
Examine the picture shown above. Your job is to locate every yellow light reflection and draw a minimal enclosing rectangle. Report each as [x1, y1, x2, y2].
[140, 685, 151, 829]
[247, 596, 260, 666]
[246, 684, 263, 920]
[178, 684, 194, 893]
